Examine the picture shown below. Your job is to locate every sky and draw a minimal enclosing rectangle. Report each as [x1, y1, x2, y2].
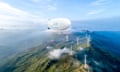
[0, 0, 120, 28]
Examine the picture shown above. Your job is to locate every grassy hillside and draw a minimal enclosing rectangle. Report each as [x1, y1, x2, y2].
[1, 40, 89, 72]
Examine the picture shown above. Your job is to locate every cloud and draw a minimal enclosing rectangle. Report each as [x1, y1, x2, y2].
[48, 47, 74, 59]
[87, 9, 104, 16]
[85, 0, 109, 19]
[91, 0, 108, 6]
[48, 49, 63, 59]
[0, 2, 47, 30]
[31, 0, 52, 3]
[48, 4, 57, 11]
[31, 0, 57, 11]
[0, 2, 43, 21]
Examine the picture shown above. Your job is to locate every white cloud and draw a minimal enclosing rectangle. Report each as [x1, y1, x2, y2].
[84, 0, 109, 19]
[48, 47, 75, 59]
[91, 0, 107, 6]
[0, 2, 43, 21]
[87, 9, 104, 16]
[0, 2, 28, 17]
[0, 2, 47, 30]
[48, 49, 63, 59]
[31, 0, 40, 3]
[31, 0, 57, 11]
[31, 0, 53, 4]
[48, 4, 57, 11]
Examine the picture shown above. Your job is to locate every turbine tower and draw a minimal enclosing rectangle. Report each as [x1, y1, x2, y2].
[84, 54, 87, 68]
[65, 35, 69, 42]
[70, 45, 73, 55]
[86, 35, 91, 47]
[76, 37, 79, 45]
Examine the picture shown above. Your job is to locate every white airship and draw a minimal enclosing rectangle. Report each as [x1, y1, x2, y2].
[48, 18, 71, 31]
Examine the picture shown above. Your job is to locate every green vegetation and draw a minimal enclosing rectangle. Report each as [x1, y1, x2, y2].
[1, 40, 89, 72]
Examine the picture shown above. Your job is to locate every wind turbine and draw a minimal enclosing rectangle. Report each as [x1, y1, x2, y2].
[69, 45, 73, 55]
[65, 35, 69, 42]
[84, 54, 87, 68]
[86, 34, 91, 47]
[76, 37, 79, 46]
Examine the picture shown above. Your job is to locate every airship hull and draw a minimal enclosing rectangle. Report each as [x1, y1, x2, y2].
[48, 18, 71, 31]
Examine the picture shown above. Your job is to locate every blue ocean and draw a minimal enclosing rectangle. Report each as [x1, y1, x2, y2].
[72, 18, 120, 58]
